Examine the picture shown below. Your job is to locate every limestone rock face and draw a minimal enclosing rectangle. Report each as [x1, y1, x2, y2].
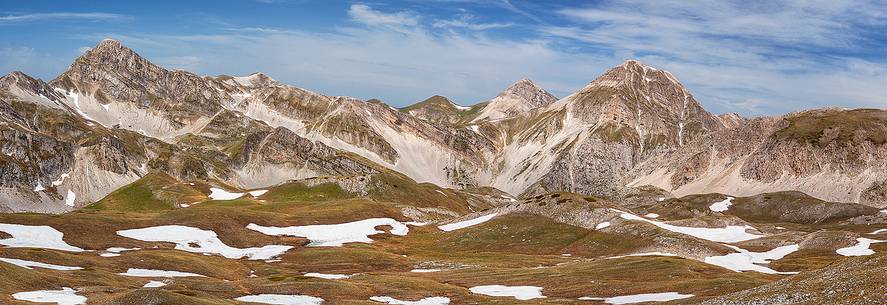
[629, 109, 887, 207]
[486, 60, 725, 198]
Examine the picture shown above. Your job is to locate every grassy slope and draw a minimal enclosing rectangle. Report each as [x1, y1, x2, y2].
[0, 176, 884, 304]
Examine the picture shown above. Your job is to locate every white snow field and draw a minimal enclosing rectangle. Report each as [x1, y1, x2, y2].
[595, 221, 611, 230]
[704, 245, 800, 274]
[438, 213, 498, 232]
[709, 196, 734, 212]
[12, 287, 87, 305]
[304, 272, 352, 279]
[143, 280, 167, 288]
[207, 187, 268, 200]
[836, 238, 885, 256]
[369, 296, 451, 305]
[618, 211, 763, 243]
[118, 268, 205, 277]
[579, 292, 694, 304]
[116, 225, 292, 260]
[0, 223, 85, 252]
[247, 218, 409, 247]
[99, 247, 140, 257]
[410, 268, 441, 273]
[0, 257, 83, 271]
[608, 252, 678, 259]
[468, 285, 546, 300]
[235, 294, 325, 305]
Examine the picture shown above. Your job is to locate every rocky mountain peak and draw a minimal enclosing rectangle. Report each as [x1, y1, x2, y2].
[717, 112, 745, 129]
[77, 38, 153, 71]
[472, 79, 557, 122]
[227, 72, 281, 88]
[495, 78, 556, 108]
[0, 71, 66, 107]
[559, 60, 724, 151]
[49, 39, 227, 134]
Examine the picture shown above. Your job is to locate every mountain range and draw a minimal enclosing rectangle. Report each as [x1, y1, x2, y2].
[2, 39, 885, 213]
[0, 39, 886, 304]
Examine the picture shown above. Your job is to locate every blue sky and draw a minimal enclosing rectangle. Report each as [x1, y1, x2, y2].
[2, 0, 886, 115]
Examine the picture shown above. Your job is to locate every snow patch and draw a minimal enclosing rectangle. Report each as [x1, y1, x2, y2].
[248, 218, 409, 247]
[249, 190, 268, 197]
[143, 281, 167, 288]
[304, 272, 352, 279]
[208, 187, 242, 200]
[469, 285, 545, 300]
[12, 287, 86, 305]
[870, 229, 887, 235]
[52, 173, 69, 186]
[117, 225, 291, 260]
[0, 223, 85, 252]
[207, 187, 267, 200]
[119, 268, 205, 277]
[65, 190, 76, 207]
[410, 268, 441, 273]
[0, 257, 83, 271]
[100, 247, 139, 257]
[595, 222, 611, 230]
[438, 213, 497, 232]
[619, 211, 763, 243]
[580, 292, 694, 304]
[709, 196, 734, 212]
[836, 238, 884, 256]
[704, 245, 799, 274]
[608, 252, 679, 259]
[370, 296, 451, 305]
[644, 213, 659, 218]
[33, 183, 45, 192]
[451, 102, 471, 111]
[235, 294, 324, 305]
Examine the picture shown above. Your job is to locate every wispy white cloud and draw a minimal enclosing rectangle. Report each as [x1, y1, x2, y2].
[348, 4, 418, 30]
[542, 0, 887, 114]
[84, 5, 610, 105]
[498, 0, 546, 24]
[433, 14, 512, 30]
[26, 2, 887, 115]
[0, 12, 130, 23]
